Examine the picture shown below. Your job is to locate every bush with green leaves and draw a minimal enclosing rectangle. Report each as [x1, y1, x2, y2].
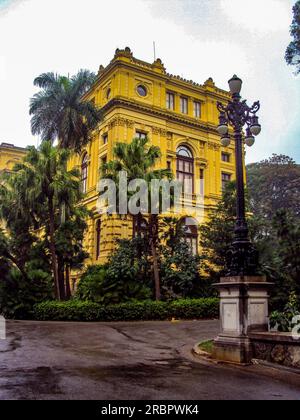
[0, 266, 53, 319]
[270, 292, 300, 332]
[33, 298, 219, 322]
[75, 265, 108, 303]
[75, 239, 152, 305]
[160, 241, 201, 299]
[159, 216, 215, 300]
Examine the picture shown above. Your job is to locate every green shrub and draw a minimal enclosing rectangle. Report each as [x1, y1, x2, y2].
[270, 291, 300, 332]
[76, 240, 153, 305]
[75, 265, 108, 303]
[0, 267, 53, 319]
[33, 298, 219, 322]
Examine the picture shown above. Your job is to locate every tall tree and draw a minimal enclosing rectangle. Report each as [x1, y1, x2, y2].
[101, 136, 172, 300]
[285, 0, 300, 74]
[30, 70, 102, 152]
[29, 69, 102, 295]
[7, 142, 89, 299]
[247, 154, 300, 219]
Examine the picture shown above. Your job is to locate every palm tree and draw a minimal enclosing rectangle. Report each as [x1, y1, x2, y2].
[12, 142, 86, 300]
[30, 70, 102, 152]
[29, 70, 102, 297]
[101, 136, 172, 300]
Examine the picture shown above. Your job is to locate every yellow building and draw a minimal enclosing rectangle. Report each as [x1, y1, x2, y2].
[0, 142, 26, 173]
[68, 47, 236, 268]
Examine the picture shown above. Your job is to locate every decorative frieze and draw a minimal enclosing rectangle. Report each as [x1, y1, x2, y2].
[107, 117, 135, 130]
[207, 141, 220, 151]
[152, 127, 167, 136]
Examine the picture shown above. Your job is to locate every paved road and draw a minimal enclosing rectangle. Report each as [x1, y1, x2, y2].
[0, 319, 300, 400]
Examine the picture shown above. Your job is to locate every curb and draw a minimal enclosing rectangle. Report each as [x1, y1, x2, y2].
[192, 342, 300, 387]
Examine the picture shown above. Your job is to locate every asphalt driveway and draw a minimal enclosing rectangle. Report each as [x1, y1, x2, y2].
[0, 319, 300, 400]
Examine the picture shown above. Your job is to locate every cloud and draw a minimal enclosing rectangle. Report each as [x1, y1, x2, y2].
[0, 0, 28, 14]
[219, 0, 290, 35]
[0, 0, 299, 163]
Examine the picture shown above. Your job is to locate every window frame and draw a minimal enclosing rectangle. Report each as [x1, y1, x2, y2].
[176, 145, 194, 194]
[137, 85, 148, 97]
[221, 152, 231, 163]
[135, 130, 148, 140]
[221, 172, 231, 190]
[180, 96, 188, 114]
[166, 92, 175, 110]
[179, 217, 198, 256]
[194, 101, 201, 118]
[102, 133, 108, 145]
[81, 153, 88, 194]
[95, 219, 101, 260]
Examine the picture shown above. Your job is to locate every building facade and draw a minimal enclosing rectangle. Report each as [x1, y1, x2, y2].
[0, 142, 26, 173]
[68, 48, 236, 269]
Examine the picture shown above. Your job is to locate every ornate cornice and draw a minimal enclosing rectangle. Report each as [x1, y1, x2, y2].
[102, 98, 219, 136]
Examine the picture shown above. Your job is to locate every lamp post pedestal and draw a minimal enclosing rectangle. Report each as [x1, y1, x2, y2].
[213, 276, 273, 364]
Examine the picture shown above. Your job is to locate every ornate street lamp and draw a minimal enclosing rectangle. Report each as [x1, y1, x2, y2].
[217, 75, 261, 276]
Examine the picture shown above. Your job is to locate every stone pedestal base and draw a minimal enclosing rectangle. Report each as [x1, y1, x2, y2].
[213, 335, 253, 364]
[213, 276, 273, 365]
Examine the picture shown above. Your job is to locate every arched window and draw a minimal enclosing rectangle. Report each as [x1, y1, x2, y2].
[176, 145, 194, 194]
[81, 153, 88, 193]
[95, 219, 101, 260]
[180, 217, 198, 256]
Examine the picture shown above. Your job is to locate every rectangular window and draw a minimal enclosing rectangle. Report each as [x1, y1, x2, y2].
[222, 172, 231, 190]
[136, 131, 147, 140]
[166, 92, 175, 110]
[200, 168, 204, 196]
[180, 97, 188, 114]
[222, 152, 230, 163]
[194, 101, 201, 118]
[102, 134, 108, 145]
[167, 161, 171, 170]
[95, 219, 101, 260]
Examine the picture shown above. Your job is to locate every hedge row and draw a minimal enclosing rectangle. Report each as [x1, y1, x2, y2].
[33, 298, 219, 322]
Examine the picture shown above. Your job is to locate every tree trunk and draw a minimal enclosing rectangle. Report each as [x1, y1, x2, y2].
[149, 214, 161, 301]
[48, 197, 60, 300]
[6, 252, 29, 282]
[65, 265, 71, 300]
[57, 256, 66, 300]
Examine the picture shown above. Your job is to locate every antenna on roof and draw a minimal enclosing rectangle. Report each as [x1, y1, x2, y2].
[153, 41, 156, 61]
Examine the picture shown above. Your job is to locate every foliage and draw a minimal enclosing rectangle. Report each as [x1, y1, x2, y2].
[104, 239, 152, 304]
[285, 0, 300, 74]
[101, 136, 172, 300]
[270, 292, 300, 332]
[0, 267, 53, 319]
[247, 154, 300, 219]
[0, 142, 89, 300]
[75, 265, 108, 303]
[198, 172, 300, 311]
[30, 70, 102, 152]
[246, 155, 300, 309]
[76, 239, 152, 305]
[159, 217, 210, 299]
[199, 181, 236, 281]
[198, 340, 214, 354]
[33, 298, 219, 322]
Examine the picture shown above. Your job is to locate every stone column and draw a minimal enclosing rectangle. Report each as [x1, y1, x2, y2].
[213, 276, 273, 364]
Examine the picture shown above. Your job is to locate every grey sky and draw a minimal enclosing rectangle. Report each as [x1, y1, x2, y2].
[0, 0, 299, 163]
